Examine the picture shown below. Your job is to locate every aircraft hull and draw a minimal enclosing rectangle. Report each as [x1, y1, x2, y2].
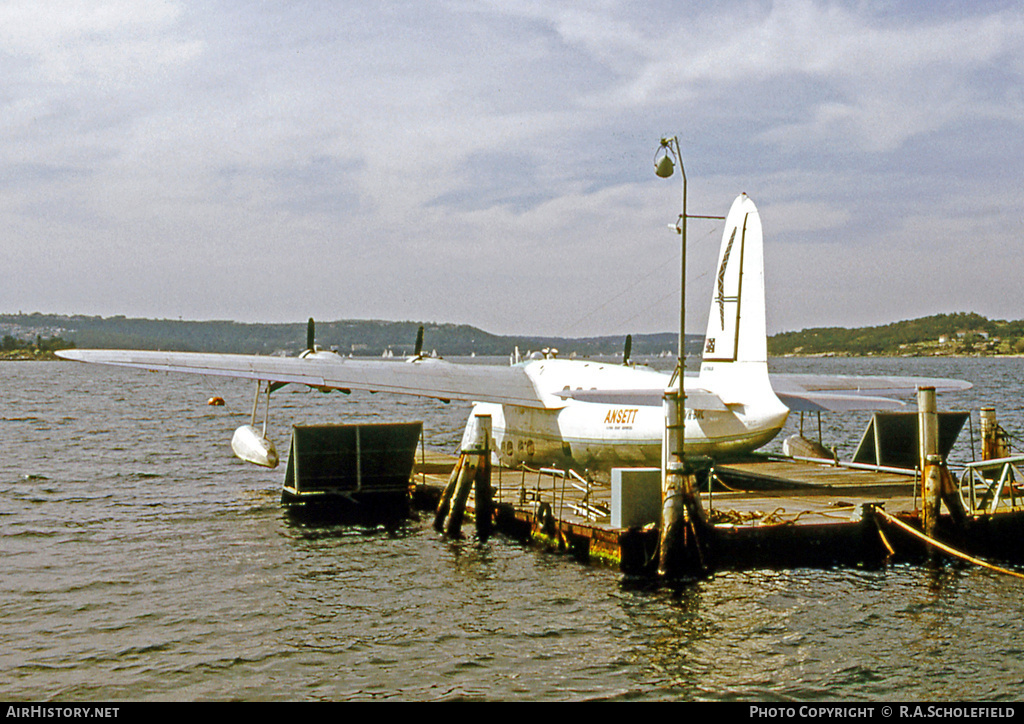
[472, 398, 788, 474]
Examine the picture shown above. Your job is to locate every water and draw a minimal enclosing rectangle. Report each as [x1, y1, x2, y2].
[3, 357, 1024, 701]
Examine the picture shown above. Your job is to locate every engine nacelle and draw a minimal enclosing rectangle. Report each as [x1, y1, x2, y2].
[231, 424, 279, 468]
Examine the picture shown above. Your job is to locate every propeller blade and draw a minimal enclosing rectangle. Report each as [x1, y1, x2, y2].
[623, 334, 632, 365]
[306, 318, 315, 351]
[414, 325, 424, 357]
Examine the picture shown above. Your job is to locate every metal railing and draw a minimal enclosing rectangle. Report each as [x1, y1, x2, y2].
[958, 455, 1024, 514]
[515, 465, 610, 522]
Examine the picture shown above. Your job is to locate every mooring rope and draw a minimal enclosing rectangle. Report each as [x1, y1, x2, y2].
[871, 506, 1024, 580]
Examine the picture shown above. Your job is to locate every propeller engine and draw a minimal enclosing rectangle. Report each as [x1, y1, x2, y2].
[407, 325, 441, 362]
[300, 317, 320, 358]
[298, 318, 346, 392]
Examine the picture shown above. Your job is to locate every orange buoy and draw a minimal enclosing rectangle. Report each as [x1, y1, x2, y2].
[207, 396, 225, 406]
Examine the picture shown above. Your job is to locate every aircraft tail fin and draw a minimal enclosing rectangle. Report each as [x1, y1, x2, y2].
[698, 194, 773, 399]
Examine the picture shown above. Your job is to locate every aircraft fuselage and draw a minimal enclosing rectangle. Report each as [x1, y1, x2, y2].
[471, 358, 790, 473]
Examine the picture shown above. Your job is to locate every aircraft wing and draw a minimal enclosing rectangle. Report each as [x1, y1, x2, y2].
[55, 349, 557, 409]
[769, 373, 973, 412]
[55, 350, 973, 414]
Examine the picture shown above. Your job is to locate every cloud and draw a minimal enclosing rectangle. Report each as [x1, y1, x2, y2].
[578, 1, 1024, 153]
[0, 0, 189, 78]
[2, 1, 1023, 337]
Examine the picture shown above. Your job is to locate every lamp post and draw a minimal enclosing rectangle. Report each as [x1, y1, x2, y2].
[653, 136, 703, 577]
[654, 136, 688, 393]
[654, 136, 687, 467]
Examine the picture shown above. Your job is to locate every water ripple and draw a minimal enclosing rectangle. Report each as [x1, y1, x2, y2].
[4, 360, 1024, 700]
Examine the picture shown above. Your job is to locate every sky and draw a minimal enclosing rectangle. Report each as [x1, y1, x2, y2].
[3, 0, 1023, 338]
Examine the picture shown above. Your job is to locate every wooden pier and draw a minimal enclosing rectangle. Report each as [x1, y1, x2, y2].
[410, 447, 1024, 577]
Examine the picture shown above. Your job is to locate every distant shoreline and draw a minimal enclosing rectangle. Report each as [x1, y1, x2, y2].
[775, 352, 1024, 360]
[7, 311, 1024, 358]
[10, 350, 1024, 363]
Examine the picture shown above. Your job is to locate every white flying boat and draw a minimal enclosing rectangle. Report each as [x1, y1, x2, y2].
[57, 195, 971, 472]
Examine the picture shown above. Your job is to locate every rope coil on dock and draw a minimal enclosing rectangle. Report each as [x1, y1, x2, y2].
[708, 506, 851, 526]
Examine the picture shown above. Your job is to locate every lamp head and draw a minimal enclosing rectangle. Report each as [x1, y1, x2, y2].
[655, 153, 675, 178]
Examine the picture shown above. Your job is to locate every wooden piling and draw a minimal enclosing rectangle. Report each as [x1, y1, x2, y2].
[444, 458, 477, 537]
[441, 414, 492, 539]
[473, 417, 494, 539]
[433, 455, 463, 531]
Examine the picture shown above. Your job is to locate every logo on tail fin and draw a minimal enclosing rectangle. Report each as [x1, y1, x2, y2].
[705, 218, 745, 360]
[715, 226, 737, 330]
[703, 195, 763, 365]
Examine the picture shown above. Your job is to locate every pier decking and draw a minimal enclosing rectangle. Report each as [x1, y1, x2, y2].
[410, 449, 1024, 576]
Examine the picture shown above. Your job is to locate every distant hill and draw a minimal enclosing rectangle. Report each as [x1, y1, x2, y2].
[768, 313, 1024, 356]
[8, 311, 1022, 360]
[0, 313, 701, 358]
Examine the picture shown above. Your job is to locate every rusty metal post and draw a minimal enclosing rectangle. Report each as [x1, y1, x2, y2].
[981, 408, 998, 460]
[918, 387, 941, 538]
[921, 454, 943, 538]
[659, 388, 684, 575]
[918, 386, 939, 468]
[918, 386, 969, 538]
[658, 387, 706, 578]
[980, 407, 1008, 461]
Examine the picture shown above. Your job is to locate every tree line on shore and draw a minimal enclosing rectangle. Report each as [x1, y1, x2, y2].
[0, 313, 686, 358]
[4, 311, 1023, 359]
[767, 312, 1024, 356]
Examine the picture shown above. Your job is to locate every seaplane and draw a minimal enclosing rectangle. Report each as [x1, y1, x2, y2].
[57, 194, 970, 473]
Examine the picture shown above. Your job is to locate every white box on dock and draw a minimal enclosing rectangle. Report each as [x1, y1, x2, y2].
[611, 468, 661, 529]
